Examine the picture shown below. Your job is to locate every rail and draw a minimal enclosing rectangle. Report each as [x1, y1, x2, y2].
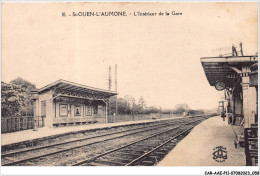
[71, 119, 202, 166]
[1, 115, 212, 166]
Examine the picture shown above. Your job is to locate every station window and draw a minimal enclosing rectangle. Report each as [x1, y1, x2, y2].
[59, 104, 68, 117]
[85, 106, 92, 116]
[74, 105, 81, 116]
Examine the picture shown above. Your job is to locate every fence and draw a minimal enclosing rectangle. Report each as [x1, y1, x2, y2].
[1, 116, 44, 134]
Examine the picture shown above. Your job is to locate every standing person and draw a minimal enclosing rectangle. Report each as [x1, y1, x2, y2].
[228, 113, 233, 124]
[221, 111, 226, 121]
[227, 106, 233, 124]
[232, 44, 238, 56]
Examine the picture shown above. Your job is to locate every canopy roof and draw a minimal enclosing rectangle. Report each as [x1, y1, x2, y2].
[201, 56, 258, 87]
[38, 79, 117, 97]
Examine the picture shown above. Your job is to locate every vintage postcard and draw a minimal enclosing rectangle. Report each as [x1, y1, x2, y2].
[1, 1, 259, 176]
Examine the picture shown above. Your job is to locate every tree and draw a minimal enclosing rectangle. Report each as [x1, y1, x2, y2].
[10, 77, 36, 92]
[1, 78, 37, 117]
[174, 104, 190, 114]
[109, 96, 133, 115]
[11, 77, 37, 116]
[136, 97, 146, 114]
[145, 106, 159, 114]
[1, 82, 20, 117]
[117, 98, 131, 114]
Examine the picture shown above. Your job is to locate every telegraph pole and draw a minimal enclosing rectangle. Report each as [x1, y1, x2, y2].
[115, 64, 118, 123]
[108, 65, 112, 91]
[108, 65, 112, 122]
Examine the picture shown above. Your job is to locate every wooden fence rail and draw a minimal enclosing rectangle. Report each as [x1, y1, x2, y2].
[1, 116, 44, 134]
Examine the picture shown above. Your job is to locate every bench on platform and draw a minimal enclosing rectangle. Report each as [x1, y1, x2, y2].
[53, 117, 97, 127]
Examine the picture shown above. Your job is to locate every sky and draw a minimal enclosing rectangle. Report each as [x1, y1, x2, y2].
[2, 2, 258, 110]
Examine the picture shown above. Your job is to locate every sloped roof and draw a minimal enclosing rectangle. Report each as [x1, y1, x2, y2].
[201, 56, 258, 87]
[38, 79, 117, 97]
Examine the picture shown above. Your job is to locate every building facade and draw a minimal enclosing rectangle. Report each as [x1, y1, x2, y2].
[31, 79, 117, 128]
[201, 55, 258, 128]
[201, 51, 258, 166]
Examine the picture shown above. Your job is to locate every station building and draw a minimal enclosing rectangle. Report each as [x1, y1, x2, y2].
[201, 48, 258, 165]
[31, 79, 117, 128]
[201, 55, 258, 128]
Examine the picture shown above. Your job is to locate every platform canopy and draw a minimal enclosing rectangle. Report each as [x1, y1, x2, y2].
[201, 56, 258, 89]
[38, 79, 117, 98]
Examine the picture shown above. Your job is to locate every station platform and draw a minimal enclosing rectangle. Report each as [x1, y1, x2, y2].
[158, 116, 246, 166]
[1, 116, 182, 146]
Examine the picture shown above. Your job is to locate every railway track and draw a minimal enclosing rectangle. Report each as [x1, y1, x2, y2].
[70, 119, 201, 166]
[1, 119, 173, 154]
[2, 116, 210, 166]
[2, 119, 180, 157]
[2, 117, 188, 153]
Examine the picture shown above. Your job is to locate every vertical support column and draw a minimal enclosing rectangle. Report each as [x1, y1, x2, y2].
[50, 99, 54, 127]
[45, 90, 54, 128]
[241, 65, 250, 128]
[242, 78, 250, 128]
[228, 92, 235, 124]
[33, 99, 38, 131]
[46, 99, 54, 128]
[54, 98, 56, 118]
[30, 90, 39, 131]
[248, 87, 257, 124]
[241, 65, 257, 127]
[232, 92, 236, 124]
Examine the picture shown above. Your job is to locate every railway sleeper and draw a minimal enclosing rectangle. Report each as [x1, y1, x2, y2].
[142, 155, 159, 161]
[52, 146, 66, 150]
[167, 141, 178, 147]
[94, 159, 125, 166]
[159, 148, 171, 152]
[100, 158, 129, 165]
[170, 139, 178, 143]
[162, 143, 177, 150]
[113, 152, 140, 158]
[122, 149, 144, 153]
[20, 161, 36, 166]
[131, 147, 154, 152]
[3, 156, 18, 162]
[150, 156, 162, 165]
[145, 139, 161, 144]
[152, 151, 167, 158]
[88, 162, 107, 166]
[102, 155, 132, 163]
[154, 151, 165, 156]
[133, 144, 156, 149]
[140, 160, 154, 165]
